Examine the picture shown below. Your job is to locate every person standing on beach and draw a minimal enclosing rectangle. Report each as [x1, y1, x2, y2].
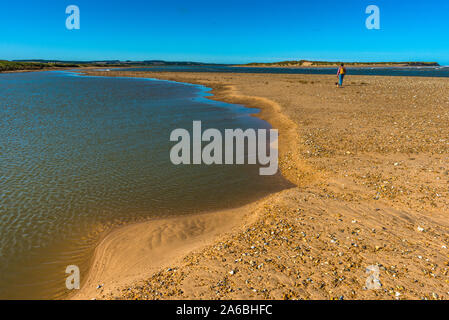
[337, 63, 346, 87]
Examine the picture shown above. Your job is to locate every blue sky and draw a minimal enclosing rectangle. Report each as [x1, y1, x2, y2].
[1, 0, 448, 64]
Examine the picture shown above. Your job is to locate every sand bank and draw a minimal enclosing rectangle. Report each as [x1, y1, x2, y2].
[74, 71, 448, 300]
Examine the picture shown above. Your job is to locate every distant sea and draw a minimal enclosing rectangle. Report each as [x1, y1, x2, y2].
[120, 65, 449, 78]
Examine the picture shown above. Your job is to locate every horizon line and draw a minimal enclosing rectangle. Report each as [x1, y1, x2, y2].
[3, 58, 444, 65]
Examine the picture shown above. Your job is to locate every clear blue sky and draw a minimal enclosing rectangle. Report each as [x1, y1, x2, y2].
[1, 0, 448, 64]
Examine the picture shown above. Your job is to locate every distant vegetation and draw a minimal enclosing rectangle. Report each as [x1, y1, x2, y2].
[243, 60, 440, 67]
[0, 60, 80, 72]
[0, 59, 218, 72]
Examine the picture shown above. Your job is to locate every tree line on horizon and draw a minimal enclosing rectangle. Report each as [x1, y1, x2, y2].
[0, 60, 80, 72]
[244, 60, 440, 67]
[0, 59, 220, 72]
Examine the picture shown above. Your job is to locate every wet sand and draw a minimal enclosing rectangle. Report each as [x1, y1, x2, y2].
[74, 71, 448, 300]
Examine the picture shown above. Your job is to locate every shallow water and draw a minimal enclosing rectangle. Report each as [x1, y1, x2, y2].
[0, 71, 289, 299]
[120, 65, 449, 77]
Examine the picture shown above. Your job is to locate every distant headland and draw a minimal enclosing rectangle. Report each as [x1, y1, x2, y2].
[0, 60, 218, 72]
[238, 60, 440, 68]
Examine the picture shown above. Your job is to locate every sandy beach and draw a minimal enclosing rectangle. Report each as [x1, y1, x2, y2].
[73, 70, 448, 300]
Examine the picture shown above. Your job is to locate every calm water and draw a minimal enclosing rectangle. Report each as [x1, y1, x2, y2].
[120, 65, 449, 77]
[0, 71, 290, 299]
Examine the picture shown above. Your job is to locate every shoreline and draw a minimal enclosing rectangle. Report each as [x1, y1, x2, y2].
[74, 71, 448, 300]
[71, 70, 308, 300]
